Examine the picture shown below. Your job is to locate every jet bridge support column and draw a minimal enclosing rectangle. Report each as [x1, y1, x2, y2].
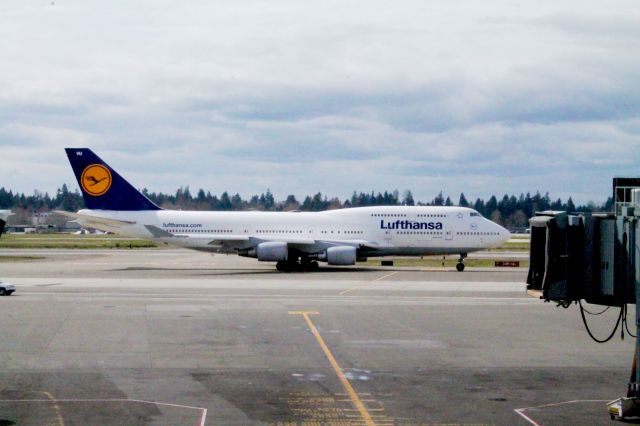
[633, 196, 640, 394]
[608, 190, 640, 419]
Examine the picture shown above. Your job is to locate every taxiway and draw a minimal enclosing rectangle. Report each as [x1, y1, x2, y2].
[0, 249, 632, 425]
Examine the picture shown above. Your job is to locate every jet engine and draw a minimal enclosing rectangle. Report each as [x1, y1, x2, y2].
[320, 246, 357, 265]
[255, 241, 288, 262]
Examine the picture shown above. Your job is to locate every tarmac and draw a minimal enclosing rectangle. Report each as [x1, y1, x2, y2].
[0, 248, 635, 425]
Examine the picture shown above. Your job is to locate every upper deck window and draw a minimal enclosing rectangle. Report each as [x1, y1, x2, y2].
[470, 212, 481, 217]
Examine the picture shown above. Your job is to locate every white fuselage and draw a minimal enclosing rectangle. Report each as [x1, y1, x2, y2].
[74, 205, 510, 257]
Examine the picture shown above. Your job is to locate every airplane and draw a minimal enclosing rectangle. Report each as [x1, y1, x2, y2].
[56, 148, 511, 272]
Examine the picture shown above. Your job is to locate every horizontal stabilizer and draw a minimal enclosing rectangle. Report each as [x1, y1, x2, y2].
[54, 211, 136, 230]
[144, 225, 175, 238]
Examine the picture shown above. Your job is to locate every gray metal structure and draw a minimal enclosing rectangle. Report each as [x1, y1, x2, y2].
[526, 181, 640, 420]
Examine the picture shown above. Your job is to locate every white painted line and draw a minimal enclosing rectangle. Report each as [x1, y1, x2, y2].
[42, 391, 65, 426]
[340, 271, 399, 295]
[514, 408, 542, 426]
[199, 408, 208, 426]
[514, 399, 610, 426]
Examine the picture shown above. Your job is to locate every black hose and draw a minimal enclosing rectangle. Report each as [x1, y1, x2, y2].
[624, 304, 637, 338]
[579, 300, 623, 343]
[580, 304, 610, 316]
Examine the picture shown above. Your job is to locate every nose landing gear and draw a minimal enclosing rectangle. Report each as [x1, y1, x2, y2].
[456, 253, 467, 272]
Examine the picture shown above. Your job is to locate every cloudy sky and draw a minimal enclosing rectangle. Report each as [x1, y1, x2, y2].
[1, 0, 638, 204]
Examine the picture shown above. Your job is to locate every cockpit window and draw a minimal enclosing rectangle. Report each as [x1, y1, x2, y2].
[470, 212, 481, 217]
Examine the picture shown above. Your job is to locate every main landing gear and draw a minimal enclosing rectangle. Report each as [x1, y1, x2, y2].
[456, 253, 467, 272]
[276, 259, 319, 272]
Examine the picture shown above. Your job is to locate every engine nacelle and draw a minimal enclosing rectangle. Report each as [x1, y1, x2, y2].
[256, 241, 288, 262]
[323, 246, 357, 265]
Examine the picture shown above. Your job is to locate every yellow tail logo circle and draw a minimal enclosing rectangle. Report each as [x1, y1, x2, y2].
[81, 164, 112, 196]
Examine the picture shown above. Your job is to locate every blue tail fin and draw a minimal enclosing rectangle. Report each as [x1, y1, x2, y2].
[65, 148, 161, 211]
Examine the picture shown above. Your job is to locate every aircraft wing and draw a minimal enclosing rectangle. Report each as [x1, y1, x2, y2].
[143, 227, 380, 254]
[144, 226, 317, 246]
[252, 236, 316, 245]
[247, 236, 380, 250]
[314, 239, 382, 252]
[56, 216, 382, 254]
[257, 237, 381, 253]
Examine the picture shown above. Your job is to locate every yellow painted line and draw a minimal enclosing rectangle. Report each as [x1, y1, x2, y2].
[289, 311, 376, 426]
[42, 391, 65, 426]
[339, 271, 398, 295]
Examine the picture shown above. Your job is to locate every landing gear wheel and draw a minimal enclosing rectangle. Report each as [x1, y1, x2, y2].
[299, 260, 319, 272]
[456, 253, 467, 272]
[276, 260, 303, 272]
[0, 289, 5, 296]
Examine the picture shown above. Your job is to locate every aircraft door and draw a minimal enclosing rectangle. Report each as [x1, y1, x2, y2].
[308, 225, 317, 240]
[445, 212, 460, 241]
[384, 229, 392, 246]
[445, 229, 453, 241]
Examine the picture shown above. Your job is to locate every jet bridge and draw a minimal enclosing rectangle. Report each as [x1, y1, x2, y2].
[527, 211, 633, 307]
[525, 179, 640, 421]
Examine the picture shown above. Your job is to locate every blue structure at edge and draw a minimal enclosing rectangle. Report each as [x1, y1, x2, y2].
[65, 148, 162, 211]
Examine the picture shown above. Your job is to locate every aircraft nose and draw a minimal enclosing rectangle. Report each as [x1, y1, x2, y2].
[498, 224, 511, 243]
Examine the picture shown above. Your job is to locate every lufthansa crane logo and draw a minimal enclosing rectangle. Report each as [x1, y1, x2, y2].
[81, 164, 112, 196]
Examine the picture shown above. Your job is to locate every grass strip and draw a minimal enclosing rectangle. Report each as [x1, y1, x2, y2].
[0, 234, 159, 249]
[363, 258, 529, 268]
[0, 255, 46, 262]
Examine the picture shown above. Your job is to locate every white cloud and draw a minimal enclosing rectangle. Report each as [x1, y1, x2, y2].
[0, 0, 638, 204]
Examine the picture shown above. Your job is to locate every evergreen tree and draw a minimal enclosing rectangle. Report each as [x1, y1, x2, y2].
[473, 198, 485, 216]
[301, 195, 313, 211]
[0, 182, 615, 225]
[231, 193, 243, 210]
[550, 198, 562, 211]
[249, 195, 260, 209]
[604, 196, 614, 212]
[522, 193, 533, 217]
[485, 196, 498, 219]
[219, 192, 232, 210]
[402, 190, 415, 206]
[263, 189, 275, 210]
[283, 194, 300, 211]
[458, 193, 469, 207]
[433, 191, 445, 206]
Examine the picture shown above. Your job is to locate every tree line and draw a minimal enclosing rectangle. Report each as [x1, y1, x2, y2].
[0, 185, 613, 229]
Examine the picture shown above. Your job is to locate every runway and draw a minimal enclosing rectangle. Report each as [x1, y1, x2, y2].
[0, 249, 633, 425]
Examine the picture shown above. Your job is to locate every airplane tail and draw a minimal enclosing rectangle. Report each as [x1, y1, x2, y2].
[65, 148, 161, 211]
